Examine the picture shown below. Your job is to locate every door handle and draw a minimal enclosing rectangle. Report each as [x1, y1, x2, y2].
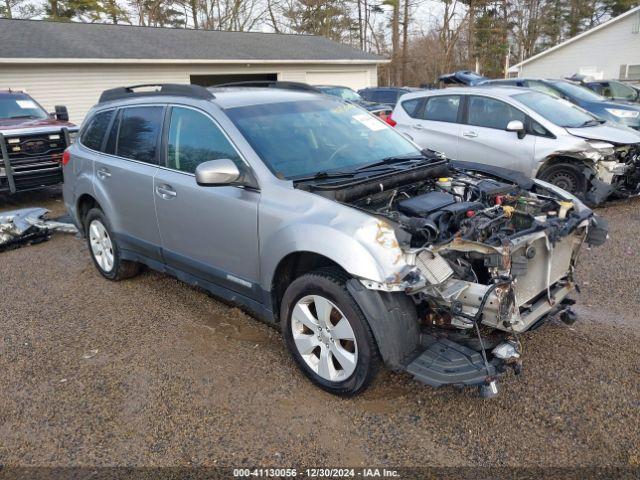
[156, 184, 177, 199]
[462, 131, 478, 138]
[96, 167, 111, 179]
[412, 124, 425, 130]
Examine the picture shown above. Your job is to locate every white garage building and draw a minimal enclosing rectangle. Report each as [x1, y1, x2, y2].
[0, 19, 385, 123]
[510, 6, 640, 80]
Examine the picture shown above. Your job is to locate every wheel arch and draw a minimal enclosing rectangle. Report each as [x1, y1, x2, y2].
[76, 194, 102, 231]
[536, 154, 593, 177]
[270, 251, 347, 320]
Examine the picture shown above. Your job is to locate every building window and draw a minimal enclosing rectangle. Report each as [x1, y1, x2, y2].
[619, 65, 628, 79]
[628, 65, 640, 80]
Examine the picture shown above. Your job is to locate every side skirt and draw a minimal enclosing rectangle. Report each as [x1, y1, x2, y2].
[119, 248, 276, 325]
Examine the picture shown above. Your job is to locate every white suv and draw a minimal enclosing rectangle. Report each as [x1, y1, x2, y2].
[390, 86, 640, 204]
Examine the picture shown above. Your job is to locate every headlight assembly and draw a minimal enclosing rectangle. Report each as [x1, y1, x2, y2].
[605, 108, 640, 119]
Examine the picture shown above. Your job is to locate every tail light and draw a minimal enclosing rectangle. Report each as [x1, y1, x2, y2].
[61, 149, 71, 166]
[385, 114, 397, 127]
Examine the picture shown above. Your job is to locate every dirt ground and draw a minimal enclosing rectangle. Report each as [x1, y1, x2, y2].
[0, 187, 638, 470]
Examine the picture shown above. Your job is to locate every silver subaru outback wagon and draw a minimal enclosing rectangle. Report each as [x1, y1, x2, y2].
[63, 83, 607, 397]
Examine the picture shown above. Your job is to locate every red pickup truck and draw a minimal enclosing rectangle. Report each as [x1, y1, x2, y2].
[0, 90, 78, 194]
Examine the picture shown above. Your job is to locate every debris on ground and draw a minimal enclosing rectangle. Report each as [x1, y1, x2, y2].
[82, 349, 99, 360]
[0, 208, 78, 252]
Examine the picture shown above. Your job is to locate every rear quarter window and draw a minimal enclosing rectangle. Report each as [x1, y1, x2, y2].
[401, 98, 422, 118]
[81, 110, 114, 151]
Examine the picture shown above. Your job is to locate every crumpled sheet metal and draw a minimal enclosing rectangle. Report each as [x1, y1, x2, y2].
[0, 207, 78, 248]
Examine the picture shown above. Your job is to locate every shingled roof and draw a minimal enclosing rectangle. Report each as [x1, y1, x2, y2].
[0, 18, 384, 63]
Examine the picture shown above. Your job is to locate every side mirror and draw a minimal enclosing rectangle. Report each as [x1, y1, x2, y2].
[54, 105, 69, 122]
[506, 120, 526, 139]
[195, 159, 241, 186]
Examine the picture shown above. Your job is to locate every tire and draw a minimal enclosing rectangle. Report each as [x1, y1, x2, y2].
[538, 162, 587, 198]
[84, 208, 140, 281]
[280, 269, 380, 396]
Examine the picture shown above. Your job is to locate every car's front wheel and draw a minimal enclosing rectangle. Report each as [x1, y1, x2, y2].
[280, 269, 380, 396]
[84, 208, 140, 281]
[538, 162, 587, 197]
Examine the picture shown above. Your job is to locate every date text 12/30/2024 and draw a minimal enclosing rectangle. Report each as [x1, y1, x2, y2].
[233, 468, 400, 477]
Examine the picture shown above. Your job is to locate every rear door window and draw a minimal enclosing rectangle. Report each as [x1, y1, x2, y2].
[467, 96, 525, 129]
[81, 110, 114, 151]
[421, 95, 461, 123]
[111, 106, 164, 164]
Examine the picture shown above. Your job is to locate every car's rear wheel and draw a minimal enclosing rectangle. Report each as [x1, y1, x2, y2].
[84, 208, 140, 281]
[280, 269, 380, 396]
[539, 162, 587, 197]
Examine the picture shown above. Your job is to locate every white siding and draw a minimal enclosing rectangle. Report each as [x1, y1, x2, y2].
[305, 70, 370, 89]
[517, 11, 640, 79]
[0, 62, 378, 124]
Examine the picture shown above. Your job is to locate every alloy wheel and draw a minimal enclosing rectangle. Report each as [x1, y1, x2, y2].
[89, 219, 115, 273]
[290, 295, 358, 382]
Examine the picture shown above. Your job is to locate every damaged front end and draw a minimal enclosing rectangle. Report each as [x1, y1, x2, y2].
[611, 143, 640, 198]
[308, 157, 608, 396]
[565, 140, 640, 204]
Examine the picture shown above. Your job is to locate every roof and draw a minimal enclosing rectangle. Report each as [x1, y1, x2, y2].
[0, 18, 385, 64]
[511, 6, 640, 69]
[209, 88, 328, 109]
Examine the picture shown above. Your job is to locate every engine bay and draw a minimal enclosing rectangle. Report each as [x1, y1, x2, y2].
[348, 169, 585, 249]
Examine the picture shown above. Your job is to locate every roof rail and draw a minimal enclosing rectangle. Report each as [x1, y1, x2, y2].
[98, 83, 215, 103]
[209, 81, 320, 93]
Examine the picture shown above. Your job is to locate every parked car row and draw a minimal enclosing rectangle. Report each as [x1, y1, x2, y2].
[567, 74, 640, 104]
[482, 78, 640, 130]
[59, 82, 609, 398]
[386, 71, 640, 204]
[389, 86, 640, 204]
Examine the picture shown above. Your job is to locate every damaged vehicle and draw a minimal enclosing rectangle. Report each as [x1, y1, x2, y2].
[63, 83, 608, 397]
[390, 86, 640, 204]
[0, 89, 78, 194]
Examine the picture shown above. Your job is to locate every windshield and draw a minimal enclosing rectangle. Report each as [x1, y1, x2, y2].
[514, 91, 597, 128]
[550, 81, 606, 102]
[226, 99, 419, 179]
[319, 87, 362, 102]
[606, 81, 638, 100]
[0, 92, 49, 120]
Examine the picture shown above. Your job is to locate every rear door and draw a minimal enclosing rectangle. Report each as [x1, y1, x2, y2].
[153, 105, 261, 300]
[92, 105, 165, 260]
[396, 94, 462, 159]
[456, 95, 536, 174]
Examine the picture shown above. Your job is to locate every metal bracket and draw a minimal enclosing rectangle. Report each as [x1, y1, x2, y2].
[0, 133, 16, 194]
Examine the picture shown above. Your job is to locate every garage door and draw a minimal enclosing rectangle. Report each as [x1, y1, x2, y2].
[305, 70, 370, 90]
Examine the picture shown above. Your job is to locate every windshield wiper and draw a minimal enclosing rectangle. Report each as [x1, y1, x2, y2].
[8, 115, 39, 119]
[293, 170, 356, 182]
[354, 154, 428, 172]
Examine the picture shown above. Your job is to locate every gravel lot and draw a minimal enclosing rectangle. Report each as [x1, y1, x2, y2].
[0, 188, 638, 469]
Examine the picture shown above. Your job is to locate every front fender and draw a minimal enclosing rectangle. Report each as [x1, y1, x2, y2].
[260, 217, 410, 290]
